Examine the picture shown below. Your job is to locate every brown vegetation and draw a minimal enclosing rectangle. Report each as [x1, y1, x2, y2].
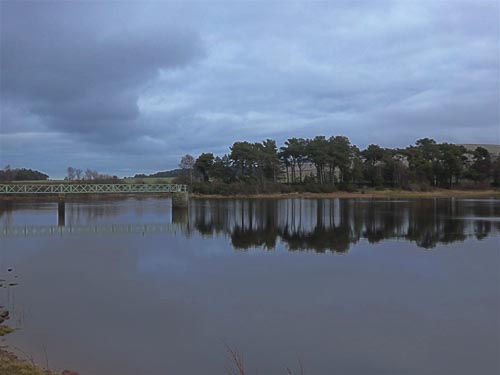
[192, 188, 500, 199]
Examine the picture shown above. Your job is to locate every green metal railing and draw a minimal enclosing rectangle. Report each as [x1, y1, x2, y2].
[0, 183, 187, 194]
[0, 223, 186, 238]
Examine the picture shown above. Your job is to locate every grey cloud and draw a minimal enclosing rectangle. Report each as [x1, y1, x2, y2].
[1, 1, 204, 139]
[0, 1, 498, 177]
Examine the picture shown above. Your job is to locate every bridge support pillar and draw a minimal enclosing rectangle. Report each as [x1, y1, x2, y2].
[172, 206, 188, 225]
[57, 199, 65, 227]
[172, 192, 189, 208]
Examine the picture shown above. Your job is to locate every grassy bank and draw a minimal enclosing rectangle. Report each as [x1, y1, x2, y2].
[191, 188, 500, 199]
[122, 177, 174, 184]
[0, 309, 77, 375]
[0, 177, 173, 184]
[1, 189, 499, 202]
[0, 332, 62, 375]
[0, 334, 78, 375]
[0, 348, 60, 375]
[0, 320, 46, 375]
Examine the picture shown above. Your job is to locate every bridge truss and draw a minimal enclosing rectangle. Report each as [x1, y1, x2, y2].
[0, 184, 187, 194]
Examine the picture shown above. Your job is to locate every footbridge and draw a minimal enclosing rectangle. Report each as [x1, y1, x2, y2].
[0, 183, 187, 195]
[0, 183, 188, 206]
[0, 183, 189, 226]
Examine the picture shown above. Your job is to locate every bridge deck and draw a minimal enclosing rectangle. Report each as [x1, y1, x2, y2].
[0, 183, 187, 194]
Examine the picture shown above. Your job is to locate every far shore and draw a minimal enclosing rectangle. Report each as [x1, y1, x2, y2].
[2, 189, 499, 201]
[191, 189, 500, 199]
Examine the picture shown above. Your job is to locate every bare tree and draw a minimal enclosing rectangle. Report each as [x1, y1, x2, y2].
[84, 168, 99, 181]
[75, 168, 83, 180]
[66, 167, 75, 181]
[179, 154, 195, 184]
[2, 165, 14, 181]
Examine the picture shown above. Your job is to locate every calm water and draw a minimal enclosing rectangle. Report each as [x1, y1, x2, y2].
[0, 198, 499, 375]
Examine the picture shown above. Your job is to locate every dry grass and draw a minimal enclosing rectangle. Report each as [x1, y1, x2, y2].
[226, 345, 246, 375]
[0, 348, 54, 375]
[225, 344, 306, 375]
[0, 323, 73, 375]
[192, 188, 500, 200]
[0, 326, 14, 337]
[286, 359, 305, 375]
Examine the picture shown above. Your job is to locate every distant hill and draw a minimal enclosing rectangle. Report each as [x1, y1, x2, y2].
[0, 167, 49, 181]
[133, 169, 182, 179]
[459, 144, 500, 155]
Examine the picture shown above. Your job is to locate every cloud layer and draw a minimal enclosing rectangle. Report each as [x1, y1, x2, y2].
[1, 1, 498, 177]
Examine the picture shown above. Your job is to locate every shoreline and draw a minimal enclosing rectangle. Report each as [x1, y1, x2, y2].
[0, 347, 63, 375]
[0, 308, 76, 375]
[0, 189, 499, 202]
[191, 189, 500, 199]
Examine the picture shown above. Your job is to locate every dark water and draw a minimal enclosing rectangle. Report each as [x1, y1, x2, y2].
[0, 198, 499, 375]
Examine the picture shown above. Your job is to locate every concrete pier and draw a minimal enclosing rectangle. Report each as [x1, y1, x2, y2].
[57, 200, 65, 227]
[172, 206, 188, 225]
[172, 192, 189, 208]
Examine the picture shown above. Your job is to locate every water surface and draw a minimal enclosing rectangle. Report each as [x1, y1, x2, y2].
[0, 198, 499, 374]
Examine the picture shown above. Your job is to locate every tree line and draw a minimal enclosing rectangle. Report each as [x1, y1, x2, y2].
[175, 137, 500, 194]
[65, 167, 120, 183]
[0, 165, 49, 181]
[133, 169, 182, 179]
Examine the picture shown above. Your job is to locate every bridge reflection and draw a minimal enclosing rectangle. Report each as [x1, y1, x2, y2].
[1, 198, 499, 251]
[1, 223, 186, 237]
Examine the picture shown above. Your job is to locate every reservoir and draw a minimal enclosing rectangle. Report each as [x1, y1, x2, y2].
[0, 197, 499, 374]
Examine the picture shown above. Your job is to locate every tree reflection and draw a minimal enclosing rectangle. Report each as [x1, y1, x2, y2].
[187, 198, 499, 252]
[2, 198, 498, 251]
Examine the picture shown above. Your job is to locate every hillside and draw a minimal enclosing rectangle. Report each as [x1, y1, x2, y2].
[460, 144, 500, 155]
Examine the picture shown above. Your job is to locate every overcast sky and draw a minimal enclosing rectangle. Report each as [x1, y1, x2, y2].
[1, 0, 499, 177]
